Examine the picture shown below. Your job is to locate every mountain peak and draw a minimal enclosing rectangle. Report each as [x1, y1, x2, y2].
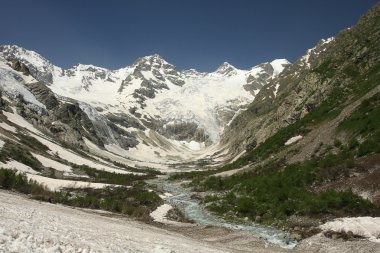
[141, 54, 166, 62]
[134, 54, 170, 68]
[73, 63, 108, 72]
[219, 61, 234, 68]
[215, 61, 237, 76]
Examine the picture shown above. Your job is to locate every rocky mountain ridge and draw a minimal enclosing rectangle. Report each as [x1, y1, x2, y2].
[0, 45, 289, 164]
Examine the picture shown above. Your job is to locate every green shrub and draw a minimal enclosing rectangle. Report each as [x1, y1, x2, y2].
[202, 151, 380, 224]
[75, 164, 150, 185]
[0, 168, 161, 220]
[0, 168, 46, 194]
[18, 134, 49, 152]
[0, 144, 42, 171]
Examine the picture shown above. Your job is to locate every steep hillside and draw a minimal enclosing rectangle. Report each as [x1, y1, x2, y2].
[222, 3, 380, 159]
[170, 2, 380, 239]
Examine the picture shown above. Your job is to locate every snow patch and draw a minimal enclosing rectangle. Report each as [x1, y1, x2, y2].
[270, 59, 289, 77]
[320, 217, 380, 243]
[27, 174, 117, 191]
[150, 203, 173, 223]
[178, 140, 204, 151]
[274, 83, 281, 97]
[285, 135, 303, 145]
[0, 122, 17, 133]
[32, 153, 73, 175]
[0, 160, 39, 174]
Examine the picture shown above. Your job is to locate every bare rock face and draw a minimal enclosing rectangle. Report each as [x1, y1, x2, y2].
[0, 45, 55, 85]
[119, 55, 185, 106]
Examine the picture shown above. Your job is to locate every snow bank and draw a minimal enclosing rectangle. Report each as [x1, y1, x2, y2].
[285, 135, 303, 145]
[0, 122, 17, 133]
[320, 217, 380, 243]
[0, 160, 39, 174]
[0, 191, 225, 253]
[0, 139, 4, 150]
[150, 203, 173, 223]
[32, 153, 73, 173]
[27, 174, 116, 191]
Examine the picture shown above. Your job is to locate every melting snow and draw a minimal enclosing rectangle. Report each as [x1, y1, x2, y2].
[274, 83, 281, 97]
[0, 122, 17, 133]
[27, 174, 116, 191]
[178, 140, 204, 151]
[0, 191, 225, 252]
[320, 217, 380, 243]
[32, 153, 73, 174]
[150, 203, 173, 223]
[0, 160, 39, 174]
[285, 135, 303, 145]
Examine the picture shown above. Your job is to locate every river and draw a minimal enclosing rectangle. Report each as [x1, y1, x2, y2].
[148, 175, 297, 249]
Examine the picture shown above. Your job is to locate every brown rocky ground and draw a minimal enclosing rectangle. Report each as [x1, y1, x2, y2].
[316, 153, 380, 205]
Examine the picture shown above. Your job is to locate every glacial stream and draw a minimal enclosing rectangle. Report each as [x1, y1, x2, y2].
[148, 175, 297, 249]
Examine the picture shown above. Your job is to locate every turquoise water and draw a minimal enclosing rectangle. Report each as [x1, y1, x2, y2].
[149, 176, 297, 249]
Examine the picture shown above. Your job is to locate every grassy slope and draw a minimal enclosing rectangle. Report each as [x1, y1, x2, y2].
[169, 3, 380, 230]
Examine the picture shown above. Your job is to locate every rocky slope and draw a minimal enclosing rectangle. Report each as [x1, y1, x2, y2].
[171, 2, 380, 242]
[222, 2, 380, 159]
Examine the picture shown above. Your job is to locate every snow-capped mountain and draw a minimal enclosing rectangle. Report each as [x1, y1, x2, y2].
[0, 45, 289, 163]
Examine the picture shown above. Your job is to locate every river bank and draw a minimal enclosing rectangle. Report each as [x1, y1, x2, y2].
[147, 175, 297, 249]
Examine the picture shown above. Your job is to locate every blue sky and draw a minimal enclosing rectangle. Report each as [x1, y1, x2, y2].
[1, 0, 377, 71]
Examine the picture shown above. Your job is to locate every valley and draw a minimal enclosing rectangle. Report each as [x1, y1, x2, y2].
[0, 2, 380, 253]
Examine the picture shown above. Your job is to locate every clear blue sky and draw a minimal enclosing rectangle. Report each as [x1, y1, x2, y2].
[1, 0, 377, 71]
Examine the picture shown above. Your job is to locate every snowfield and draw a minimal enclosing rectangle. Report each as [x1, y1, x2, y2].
[0, 191, 231, 253]
[1, 191, 378, 253]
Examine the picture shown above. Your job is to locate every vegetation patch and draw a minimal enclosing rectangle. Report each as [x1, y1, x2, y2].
[0, 142, 43, 171]
[0, 168, 162, 220]
[200, 150, 379, 225]
[74, 164, 155, 186]
[18, 133, 49, 152]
